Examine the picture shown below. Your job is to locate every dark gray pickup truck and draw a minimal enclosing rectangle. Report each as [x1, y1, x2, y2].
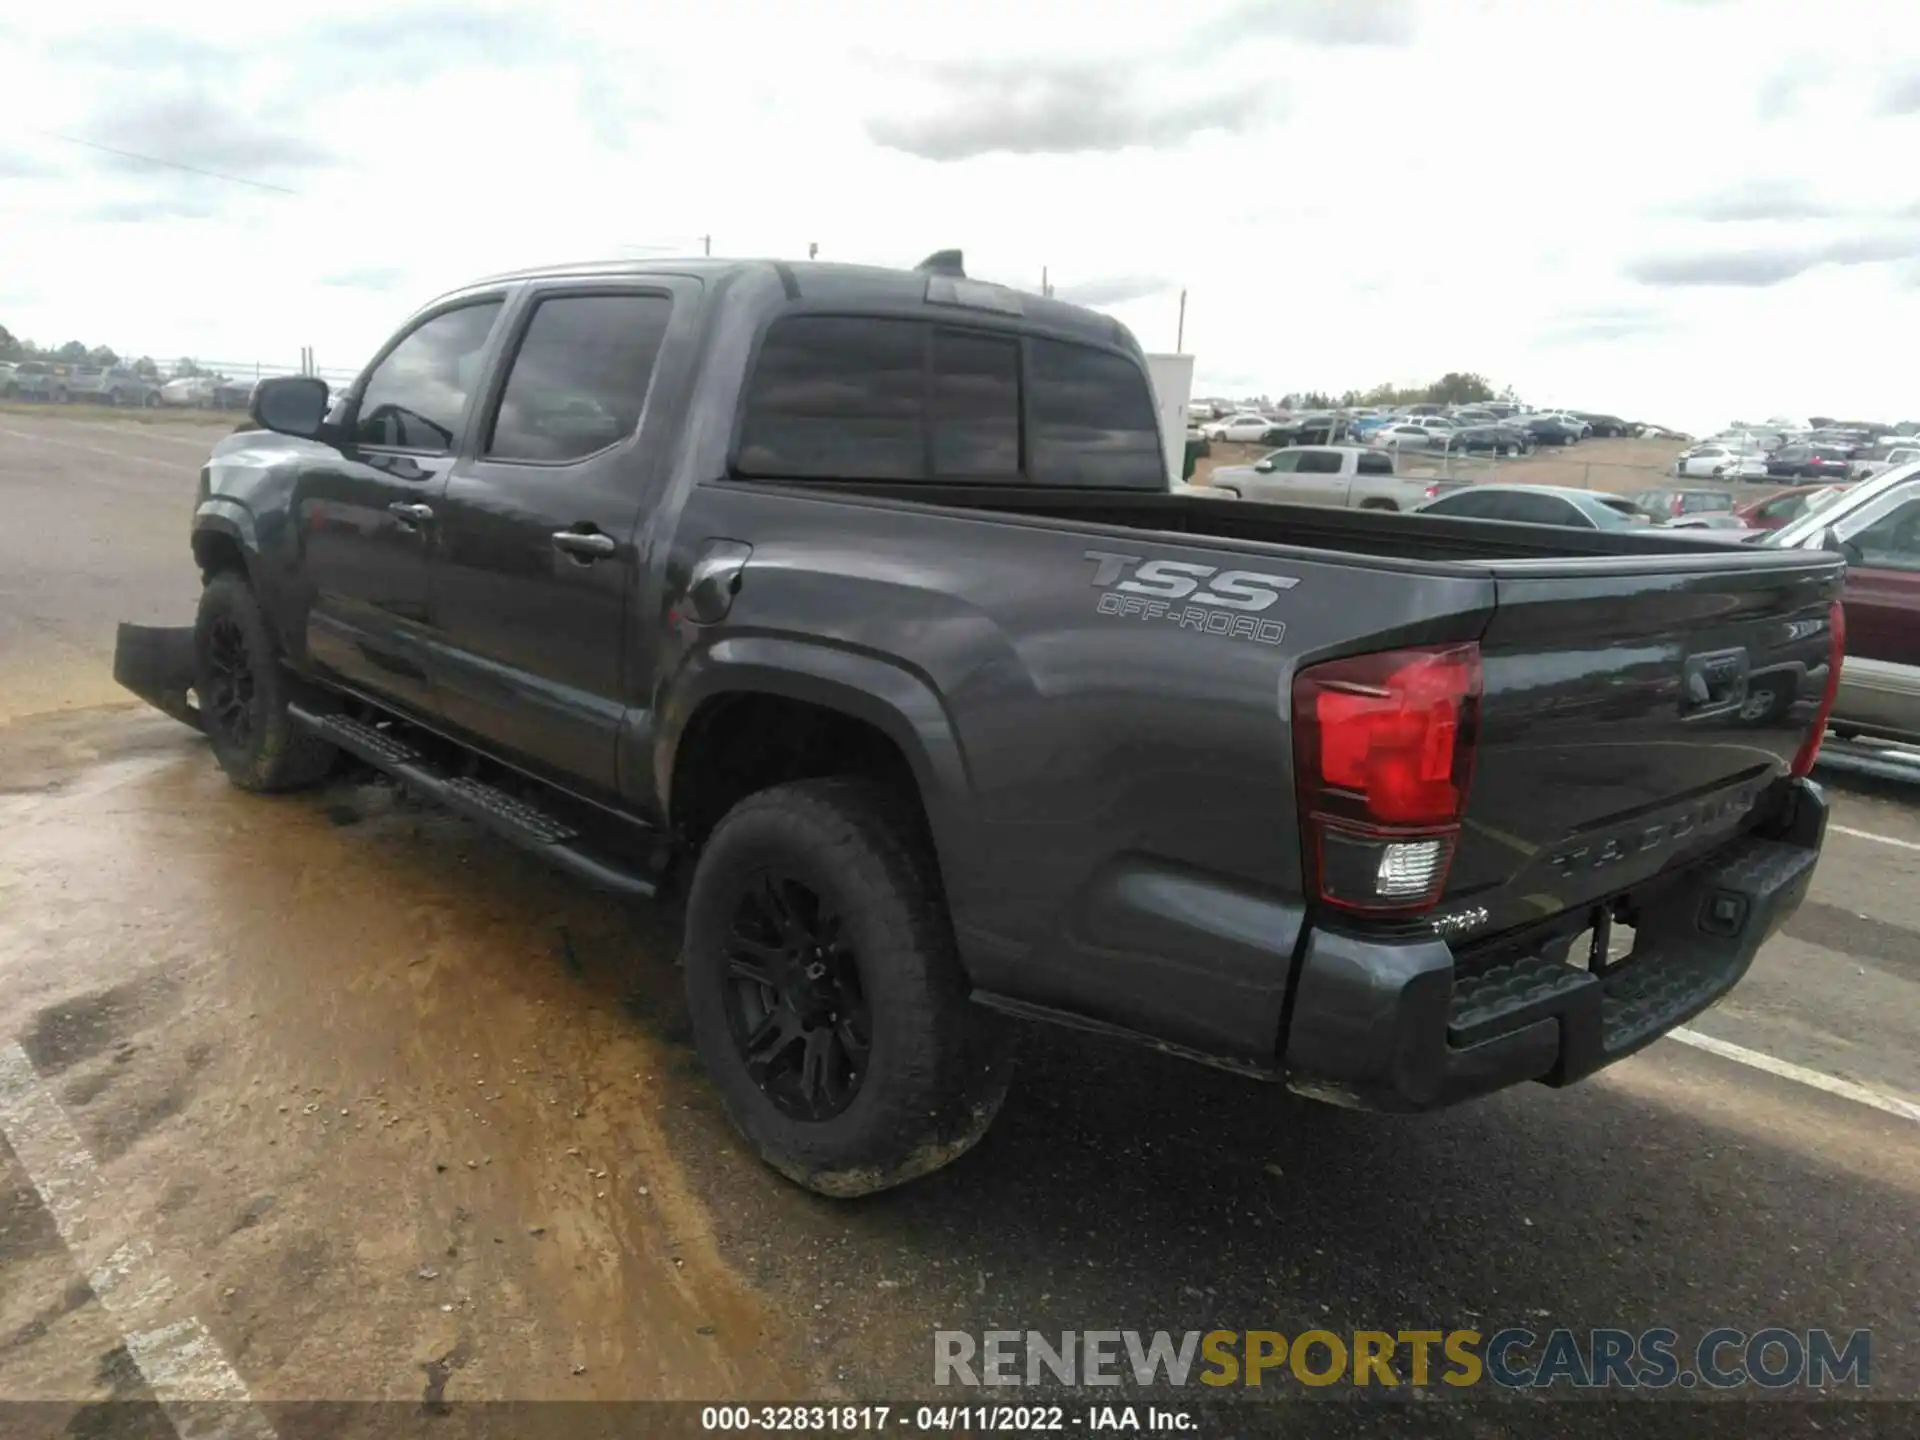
[115, 252, 1845, 1196]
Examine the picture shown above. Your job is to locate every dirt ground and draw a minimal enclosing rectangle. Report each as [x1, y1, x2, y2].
[3, 406, 1919, 1432]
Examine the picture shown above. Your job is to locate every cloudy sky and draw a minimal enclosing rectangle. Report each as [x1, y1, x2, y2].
[2, 0, 1917, 431]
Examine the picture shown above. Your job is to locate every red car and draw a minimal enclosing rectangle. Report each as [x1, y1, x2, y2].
[1733, 484, 1852, 532]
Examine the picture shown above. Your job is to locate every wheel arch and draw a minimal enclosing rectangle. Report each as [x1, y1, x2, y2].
[658, 639, 972, 872]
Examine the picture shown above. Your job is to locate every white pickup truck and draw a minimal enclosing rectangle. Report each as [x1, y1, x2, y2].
[1202, 444, 1465, 511]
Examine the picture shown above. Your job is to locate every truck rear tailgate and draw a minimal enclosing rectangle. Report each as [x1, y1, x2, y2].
[1442, 549, 1845, 937]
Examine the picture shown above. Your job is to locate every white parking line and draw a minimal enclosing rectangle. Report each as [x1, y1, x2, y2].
[0, 1042, 275, 1436]
[1829, 823, 1920, 854]
[56, 419, 216, 449]
[0, 425, 183, 470]
[1668, 1028, 1920, 1124]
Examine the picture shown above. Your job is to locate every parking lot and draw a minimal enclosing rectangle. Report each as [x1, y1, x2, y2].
[2, 408, 1918, 1427]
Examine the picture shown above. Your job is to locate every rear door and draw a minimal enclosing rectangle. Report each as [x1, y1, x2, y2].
[426, 278, 696, 800]
[1444, 548, 1845, 936]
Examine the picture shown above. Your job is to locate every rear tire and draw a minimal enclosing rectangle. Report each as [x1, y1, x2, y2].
[193, 571, 338, 792]
[683, 777, 1013, 1198]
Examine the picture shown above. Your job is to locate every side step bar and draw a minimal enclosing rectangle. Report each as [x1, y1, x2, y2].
[289, 705, 662, 901]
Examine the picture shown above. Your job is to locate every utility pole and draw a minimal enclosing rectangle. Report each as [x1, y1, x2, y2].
[1041, 265, 1049, 297]
[809, 242, 818, 259]
[701, 234, 711, 256]
[1176, 289, 1187, 352]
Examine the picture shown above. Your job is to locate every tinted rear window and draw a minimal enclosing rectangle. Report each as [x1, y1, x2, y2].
[737, 316, 927, 480]
[1026, 338, 1164, 487]
[736, 316, 1162, 487]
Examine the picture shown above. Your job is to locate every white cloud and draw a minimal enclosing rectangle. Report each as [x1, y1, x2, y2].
[1, 0, 1918, 430]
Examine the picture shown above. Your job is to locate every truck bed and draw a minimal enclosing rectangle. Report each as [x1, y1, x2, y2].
[790, 480, 1792, 572]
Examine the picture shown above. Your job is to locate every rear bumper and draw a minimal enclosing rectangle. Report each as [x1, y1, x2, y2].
[1281, 778, 1828, 1112]
[112, 622, 202, 731]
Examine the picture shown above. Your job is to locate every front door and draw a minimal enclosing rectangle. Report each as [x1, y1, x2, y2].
[1287, 448, 1352, 506]
[297, 298, 507, 716]
[427, 282, 688, 799]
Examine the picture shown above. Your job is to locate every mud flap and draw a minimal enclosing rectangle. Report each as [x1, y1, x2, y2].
[112, 622, 203, 732]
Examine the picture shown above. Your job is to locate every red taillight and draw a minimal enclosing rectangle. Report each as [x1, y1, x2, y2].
[1293, 644, 1482, 915]
[1791, 601, 1846, 777]
[1424, 483, 1441, 499]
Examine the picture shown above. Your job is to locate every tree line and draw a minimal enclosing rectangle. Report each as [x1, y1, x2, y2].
[1282, 372, 1517, 410]
[0, 323, 218, 379]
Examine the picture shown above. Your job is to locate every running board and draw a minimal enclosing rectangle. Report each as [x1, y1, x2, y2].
[289, 705, 661, 900]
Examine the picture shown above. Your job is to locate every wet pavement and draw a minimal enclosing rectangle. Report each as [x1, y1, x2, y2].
[2, 408, 1917, 1429]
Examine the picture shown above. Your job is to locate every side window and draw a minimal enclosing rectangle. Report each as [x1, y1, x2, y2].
[485, 293, 674, 463]
[1027, 339, 1164, 488]
[1294, 450, 1343, 474]
[932, 329, 1019, 478]
[737, 316, 927, 480]
[1356, 451, 1393, 476]
[1507, 493, 1581, 526]
[1849, 496, 1920, 571]
[1427, 493, 1494, 519]
[354, 301, 503, 453]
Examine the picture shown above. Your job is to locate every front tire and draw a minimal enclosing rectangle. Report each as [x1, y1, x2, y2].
[683, 778, 1013, 1198]
[193, 571, 338, 792]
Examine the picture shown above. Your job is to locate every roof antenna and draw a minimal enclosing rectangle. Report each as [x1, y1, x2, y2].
[915, 249, 965, 277]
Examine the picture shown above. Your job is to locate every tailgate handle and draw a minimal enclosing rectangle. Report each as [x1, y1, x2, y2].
[1682, 648, 1750, 715]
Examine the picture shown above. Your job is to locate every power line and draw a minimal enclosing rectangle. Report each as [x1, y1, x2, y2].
[26, 128, 302, 196]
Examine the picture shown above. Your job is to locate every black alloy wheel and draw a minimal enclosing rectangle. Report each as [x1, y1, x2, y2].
[722, 869, 873, 1121]
[201, 613, 257, 752]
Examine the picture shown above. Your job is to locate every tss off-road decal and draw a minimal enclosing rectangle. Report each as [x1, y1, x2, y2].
[1083, 549, 1298, 646]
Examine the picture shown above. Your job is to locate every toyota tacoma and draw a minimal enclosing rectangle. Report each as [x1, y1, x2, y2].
[114, 251, 1844, 1195]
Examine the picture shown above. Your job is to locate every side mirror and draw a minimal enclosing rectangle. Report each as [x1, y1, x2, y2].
[251, 375, 332, 440]
[1254, 459, 1274, 473]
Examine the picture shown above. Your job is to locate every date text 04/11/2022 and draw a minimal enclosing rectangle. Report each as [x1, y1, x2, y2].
[699, 1404, 1194, 1432]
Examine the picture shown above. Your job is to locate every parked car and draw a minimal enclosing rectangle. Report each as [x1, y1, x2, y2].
[1765, 444, 1853, 482]
[214, 377, 260, 410]
[1733, 485, 1851, 533]
[1518, 416, 1582, 446]
[67, 365, 165, 407]
[1769, 462, 1920, 744]
[1444, 424, 1533, 456]
[1571, 412, 1633, 438]
[1632, 487, 1737, 520]
[1851, 445, 1920, 481]
[1372, 421, 1449, 451]
[107, 250, 1843, 1195]
[2, 360, 67, 402]
[160, 376, 220, 407]
[1661, 513, 1755, 534]
[1415, 484, 1653, 529]
[1204, 445, 1464, 511]
[1203, 412, 1281, 444]
[1675, 444, 1768, 480]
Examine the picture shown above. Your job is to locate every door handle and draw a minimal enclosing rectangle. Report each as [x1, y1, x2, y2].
[551, 529, 617, 559]
[388, 502, 434, 522]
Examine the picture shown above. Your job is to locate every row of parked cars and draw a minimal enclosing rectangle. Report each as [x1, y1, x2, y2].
[1673, 424, 1920, 484]
[0, 361, 262, 410]
[1196, 402, 1638, 456]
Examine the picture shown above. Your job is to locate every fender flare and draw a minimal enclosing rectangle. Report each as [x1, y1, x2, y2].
[655, 634, 974, 849]
[191, 500, 260, 573]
